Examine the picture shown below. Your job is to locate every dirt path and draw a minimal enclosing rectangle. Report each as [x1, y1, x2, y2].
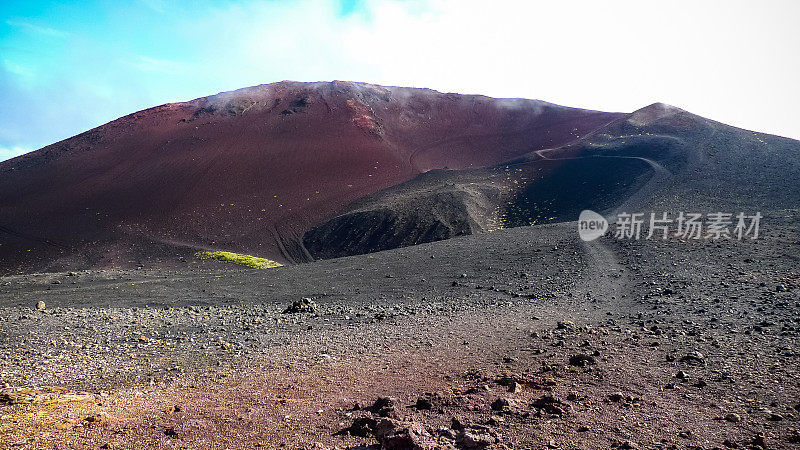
[533, 146, 671, 176]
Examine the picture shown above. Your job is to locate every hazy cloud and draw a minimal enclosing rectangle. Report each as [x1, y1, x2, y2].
[0, 146, 30, 162]
[5, 19, 68, 38]
[0, 63, 155, 159]
[138, 0, 166, 14]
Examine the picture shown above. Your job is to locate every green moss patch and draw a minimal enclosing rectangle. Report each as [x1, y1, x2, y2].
[195, 251, 283, 269]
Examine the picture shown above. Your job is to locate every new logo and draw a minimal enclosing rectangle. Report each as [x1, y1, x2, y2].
[578, 210, 608, 241]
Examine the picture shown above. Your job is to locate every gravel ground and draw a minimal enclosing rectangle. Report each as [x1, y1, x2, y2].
[2, 214, 800, 449]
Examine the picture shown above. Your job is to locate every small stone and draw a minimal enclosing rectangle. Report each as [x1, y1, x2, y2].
[556, 320, 575, 330]
[609, 392, 624, 403]
[370, 397, 397, 417]
[487, 415, 504, 426]
[769, 413, 783, 421]
[531, 395, 566, 415]
[374, 419, 433, 449]
[340, 417, 377, 437]
[679, 351, 706, 365]
[676, 370, 689, 380]
[568, 354, 596, 367]
[491, 397, 510, 411]
[373, 397, 394, 408]
[725, 413, 741, 423]
[414, 397, 432, 410]
[752, 433, 767, 448]
[722, 439, 738, 448]
[282, 298, 316, 314]
[36, 301, 46, 311]
[456, 430, 495, 449]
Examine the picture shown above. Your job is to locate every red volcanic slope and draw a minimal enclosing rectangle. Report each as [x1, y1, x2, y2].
[0, 81, 624, 273]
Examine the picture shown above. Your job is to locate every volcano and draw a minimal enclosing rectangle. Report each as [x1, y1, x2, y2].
[2, 81, 799, 275]
[0, 81, 624, 274]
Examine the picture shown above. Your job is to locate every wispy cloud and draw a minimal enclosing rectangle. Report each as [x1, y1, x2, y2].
[5, 19, 68, 39]
[1, 59, 34, 79]
[138, 0, 166, 13]
[0, 62, 147, 158]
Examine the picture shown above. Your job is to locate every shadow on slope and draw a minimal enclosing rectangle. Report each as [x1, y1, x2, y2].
[303, 157, 657, 259]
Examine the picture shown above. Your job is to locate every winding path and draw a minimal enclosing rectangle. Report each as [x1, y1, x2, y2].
[530, 145, 674, 312]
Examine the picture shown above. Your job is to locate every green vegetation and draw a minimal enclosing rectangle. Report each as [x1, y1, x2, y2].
[195, 251, 283, 269]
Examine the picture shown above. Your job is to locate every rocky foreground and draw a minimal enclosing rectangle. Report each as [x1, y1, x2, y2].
[1, 218, 799, 448]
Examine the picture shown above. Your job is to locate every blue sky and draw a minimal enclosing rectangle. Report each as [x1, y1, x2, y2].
[1, 0, 799, 161]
